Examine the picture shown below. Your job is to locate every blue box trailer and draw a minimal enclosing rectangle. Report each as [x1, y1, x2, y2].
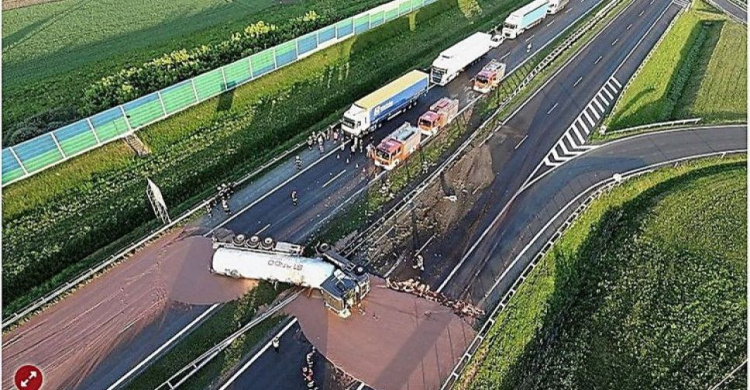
[342, 70, 429, 136]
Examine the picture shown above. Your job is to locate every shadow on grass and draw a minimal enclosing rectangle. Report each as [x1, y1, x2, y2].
[494, 161, 745, 390]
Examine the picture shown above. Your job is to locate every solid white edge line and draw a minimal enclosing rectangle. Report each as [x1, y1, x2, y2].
[219, 318, 300, 390]
[322, 169, 347, 188]
[107, 303, 220, 390]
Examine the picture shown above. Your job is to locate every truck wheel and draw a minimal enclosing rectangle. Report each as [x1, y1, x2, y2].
[233, 234, 246, 246]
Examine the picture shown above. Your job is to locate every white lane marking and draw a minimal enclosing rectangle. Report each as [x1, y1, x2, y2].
[107, 304, 220, 390]
[564, 132, 578, 149]
[594, 55, 602, 64]
[547, 19, 556, 27]
[583, 110, 595, 126]
[525, 34, 535, 42]
[434, 0, 641, 293]
[593, 98, 605, 112]
[639, 9, 645, 15]
[627, 23, 633, 30]
[602, 86, 614, 100]
[551, 146, 565, 161]
[597, 91, 609, 104]
[322, 169, 347, 188]
[572, 123, 586, 144]
[577, 117, 589, 134]
[611, 38, 619, 46]
[547, 102, 559, 114]
[219, 318, 299, 390]
[611, 76, 622, 88]
[207, 141, 348, 235]
[573, 76, 583, 87]
[566, 8, 572, 12]
[500, 51, 511, 60]
[356, 382, 367, 390]
[590, 106, 601, 120]
[255, 223, 271, 235]
[514, 135, 529, 149]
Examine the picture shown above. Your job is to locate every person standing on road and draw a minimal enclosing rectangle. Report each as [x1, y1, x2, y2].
[295, 156, 302, 170]
[205, 202, 213, 218]
[221, 198, 231, 214]
[350, 142, 356, 158]
[291, 190, 299, 206]
[358, 137, 364, 153]
[526, 43, 532, 53]
[413, 254, 424, 271]
[307, 136, 314, 150]
[272, 337, 280, 352]
[333, 129, 339, 143]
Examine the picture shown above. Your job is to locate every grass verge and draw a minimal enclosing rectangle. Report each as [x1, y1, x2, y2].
[3, 0, 535, 315]
[603, 0, 747, 134]
[456, 155, 747, 390]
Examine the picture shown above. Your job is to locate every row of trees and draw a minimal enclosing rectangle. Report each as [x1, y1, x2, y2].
[81, 11, 330, 115]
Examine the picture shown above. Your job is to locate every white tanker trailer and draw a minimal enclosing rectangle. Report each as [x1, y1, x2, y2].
[211, 235, 370, 318]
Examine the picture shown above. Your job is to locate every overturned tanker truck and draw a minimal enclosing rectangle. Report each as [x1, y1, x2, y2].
[211, 235, 370, 318]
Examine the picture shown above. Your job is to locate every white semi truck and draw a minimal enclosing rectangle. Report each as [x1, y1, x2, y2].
[430, 32, 496, 86]
[502, 0, 550, 39]
[547, 0, 569, 14]
[211, 235, 370, 318]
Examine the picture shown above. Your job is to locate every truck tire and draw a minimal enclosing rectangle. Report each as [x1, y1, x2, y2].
[247, 235, 261, 248]
[261, 237, 275, 250]
[233, 234, 246, 246]
[318, 243, 331, 253]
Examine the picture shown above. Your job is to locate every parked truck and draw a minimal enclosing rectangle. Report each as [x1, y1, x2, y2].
[502, 0, 549, 39]
[430, 32, 496, 86]
[371, 122, 422, 170]
[211, 236, 370, 318]
[473, 60, 506, 93]
[418, 97, 459, 135]
[342, 70, 429, 137]
[547, 0, 569, 14]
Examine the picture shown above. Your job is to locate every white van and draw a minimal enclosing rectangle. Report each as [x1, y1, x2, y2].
[548, 0, 569, 14]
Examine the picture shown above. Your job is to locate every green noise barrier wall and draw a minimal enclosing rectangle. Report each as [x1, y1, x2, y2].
[2, 0, 437, 186]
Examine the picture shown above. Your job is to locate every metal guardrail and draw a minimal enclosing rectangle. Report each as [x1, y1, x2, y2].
[609, 117, 701, 133]
[153, 290, 303, 390]
[1, 0, 438, 187]
[344, 0, 619, 259]
[1, 125, 318, 329]
[439, 149, 747, 389]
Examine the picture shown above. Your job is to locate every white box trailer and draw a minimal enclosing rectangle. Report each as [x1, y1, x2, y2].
[430, 32, 495, 86]
[547, 0, 569, 14]
[502, 0, 550, 39]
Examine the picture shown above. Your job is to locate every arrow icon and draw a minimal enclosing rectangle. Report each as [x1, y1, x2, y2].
[29, 372, 37, 379]
[20, 379, 28, 388]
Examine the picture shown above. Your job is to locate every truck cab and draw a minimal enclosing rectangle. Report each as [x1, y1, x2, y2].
[474, 60, 506, 93]
[342, 105, 370, 137]
[371, 122, 421, 170]
[502, 15, 523, 39]
[418, 97, 459, 135]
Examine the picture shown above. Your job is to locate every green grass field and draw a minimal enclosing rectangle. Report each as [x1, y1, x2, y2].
[457, 156, 747, 390]
[605, 0, 747, 131]
[2, 0, 528, 316]
[1, 0, 387, 140]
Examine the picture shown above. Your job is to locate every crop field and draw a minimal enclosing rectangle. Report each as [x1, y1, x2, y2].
[456, 156, 747, 390]
[1, 0, 389, 144]
[2, 0, 528, 315]
[606, 0, 747, 131]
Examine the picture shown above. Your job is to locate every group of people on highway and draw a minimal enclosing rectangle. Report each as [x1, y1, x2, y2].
[205, 182, 236, 217]
[301, 346, 319, 389]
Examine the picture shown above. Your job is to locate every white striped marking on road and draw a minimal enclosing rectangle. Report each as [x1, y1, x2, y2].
[219, 318, 299, 390]
[602, 85, 615, 100]
[547, 19, 555, 27]
[515, 135, 529, 149]
[322, 169, 347, 188]
[255, 223, 271, 235]
[577, 117, 589, 134]
[611, 77, 622, 88]
[590, 106, 601, 120]
[595, 55, 602, 64]
[547, 102, 559, 114]
[573, 76, 583, 87]
[583, 110, 595, 126]
[611, 38, 619, 46]
[525, 34, 535, 42]
[597, 91, 609, 104]
[627, 23, 633, 30]
[593, 97, 605, 112]
[571, 123, 586, 144]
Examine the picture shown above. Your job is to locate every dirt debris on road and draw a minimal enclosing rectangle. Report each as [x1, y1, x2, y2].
[1, 228, 255, 390]
[286, 277, 476, 390]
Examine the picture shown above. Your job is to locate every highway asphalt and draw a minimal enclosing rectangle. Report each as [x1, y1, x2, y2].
[708, 0, 747, 23]
[75, 0, 608, 388]
[414, 0, 682, 296]
[213, 0, 708, 388]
